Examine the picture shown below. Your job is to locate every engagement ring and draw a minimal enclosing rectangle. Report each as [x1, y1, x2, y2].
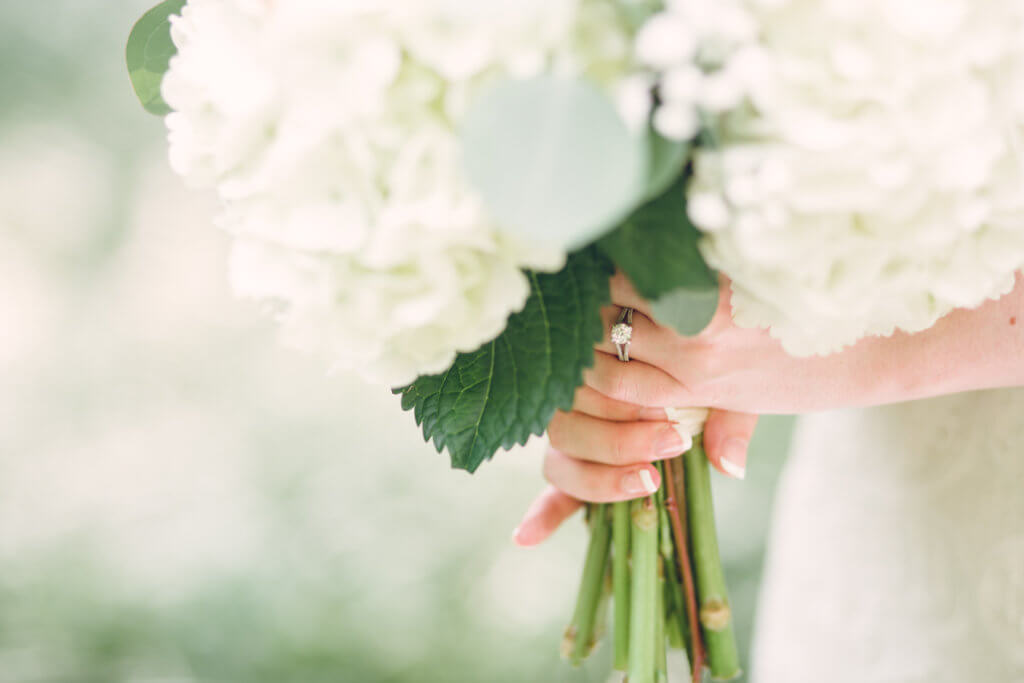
[611, 308, 633, 362]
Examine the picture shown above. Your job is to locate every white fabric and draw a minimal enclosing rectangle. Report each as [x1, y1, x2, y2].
[753, 389, 1024, 683]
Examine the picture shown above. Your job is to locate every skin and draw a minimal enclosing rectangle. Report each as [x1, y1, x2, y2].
[514, 271, 1024, 547]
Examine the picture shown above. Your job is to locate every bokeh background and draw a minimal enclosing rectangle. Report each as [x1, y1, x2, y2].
[0, 2, 793, 681]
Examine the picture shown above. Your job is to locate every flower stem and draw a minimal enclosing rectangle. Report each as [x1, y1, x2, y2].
[665, 591, 686, 651]
[595, 564, 613, 643]
[684, 439, 741, 681]
[627, 497, 658, 683]
[565, 503, 612, 665]
[658, 516, 692, 666]
[655, 556, 668, 683]
[612, 500, 632, 671]
[655, 463, 693, 669]
[664, 456, 705, 682]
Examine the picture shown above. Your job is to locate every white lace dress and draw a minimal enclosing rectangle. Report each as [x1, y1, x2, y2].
[752, 389, 1024, 683]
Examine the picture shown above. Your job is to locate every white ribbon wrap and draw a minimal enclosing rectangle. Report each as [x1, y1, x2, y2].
[664, 407, 709, 453]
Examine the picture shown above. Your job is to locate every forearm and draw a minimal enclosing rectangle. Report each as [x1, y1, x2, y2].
[580, 273, 1024, 416]
[861, 272, 1024, 405]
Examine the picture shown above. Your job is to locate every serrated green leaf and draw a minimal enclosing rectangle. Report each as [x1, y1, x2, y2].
[597, 176, 717, 301]
[126, 0, 185, 115]
[650, 286, 720, 337]
[396, 248, 614, 473]
[461, 76, 648, 252]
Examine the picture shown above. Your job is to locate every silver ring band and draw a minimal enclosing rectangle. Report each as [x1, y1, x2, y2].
[610, 308, 633, 362]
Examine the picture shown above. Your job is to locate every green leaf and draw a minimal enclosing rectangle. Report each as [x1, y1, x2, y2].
[461, 76, 648, 252]
[645, 133, 688, 201]
[395, 248, 614, 473]
[615, 0, 663, 29]
[650, 287, 720, 337]
[597, 177, 716, 301]
[126, 0, 185, 115]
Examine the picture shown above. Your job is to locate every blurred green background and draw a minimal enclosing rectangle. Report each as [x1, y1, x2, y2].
[0, 2, 792, 681]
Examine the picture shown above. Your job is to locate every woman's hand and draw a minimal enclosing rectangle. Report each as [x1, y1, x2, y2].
[513, 397, 758, 545]
[513, 271, 1024, 546]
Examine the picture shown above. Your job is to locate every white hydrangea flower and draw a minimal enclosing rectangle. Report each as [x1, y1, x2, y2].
[687, 0, 1024, 355]
[161, 0, 635, 384]
[635, 0, 759, 141]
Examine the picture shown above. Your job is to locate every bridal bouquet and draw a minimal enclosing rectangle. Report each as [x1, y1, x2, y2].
[126, 0, 1024, 681]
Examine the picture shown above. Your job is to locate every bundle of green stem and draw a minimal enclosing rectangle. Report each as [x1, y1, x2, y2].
[562, 437, 740, 683]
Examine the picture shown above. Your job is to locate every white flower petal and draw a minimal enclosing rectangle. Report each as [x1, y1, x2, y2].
[687, 0, 1024, 356]
[162, 0, 636, 384]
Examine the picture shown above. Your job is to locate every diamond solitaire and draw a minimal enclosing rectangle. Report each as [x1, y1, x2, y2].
[610, 323, 632, 345]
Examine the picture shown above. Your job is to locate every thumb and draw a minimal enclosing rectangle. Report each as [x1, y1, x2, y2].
[702, 409, 758, 480]
[513, 486, 583, 547]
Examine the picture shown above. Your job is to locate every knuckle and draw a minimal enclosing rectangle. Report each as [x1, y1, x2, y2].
[611, 424, 645, 465]
[546, 412, 569, 450]
[609, 367, 636, 403]
[571, 385, 590, 411]
[608, 427, 629, 465]
[578, 464, 610, 501]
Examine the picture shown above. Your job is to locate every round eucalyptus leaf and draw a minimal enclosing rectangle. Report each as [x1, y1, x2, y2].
[126, 0, 185, 116]
[651, 286, 720, 337]
[461, 76, 648, 251]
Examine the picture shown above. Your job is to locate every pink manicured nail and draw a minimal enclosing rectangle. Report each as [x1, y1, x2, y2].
[622, 468, 659, 495]
[720, 437, 748, 480]
[655, 426, 685, 457]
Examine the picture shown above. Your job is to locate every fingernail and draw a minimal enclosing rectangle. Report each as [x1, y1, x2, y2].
[512, 526, 530, 546]
[655, 426, 685, 457]
[623, 468, 659, 495]
[720, 437, 748, 480]
[639, 406, 667, 421]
